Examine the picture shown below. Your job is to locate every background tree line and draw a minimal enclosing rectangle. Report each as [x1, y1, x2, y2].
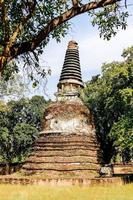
[0, 46, 132, 167]
[0, 96, 49, 165]
[84, 46, 133, 163]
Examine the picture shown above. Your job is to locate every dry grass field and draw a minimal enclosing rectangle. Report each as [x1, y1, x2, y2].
[0, 183, 133, 200]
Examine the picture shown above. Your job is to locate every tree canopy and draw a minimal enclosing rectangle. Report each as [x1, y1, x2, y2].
[0, 124, 38, 164]
[0, 95, 49, 163]
[0, 0, 129, 80]
[84, 46, 133, 163]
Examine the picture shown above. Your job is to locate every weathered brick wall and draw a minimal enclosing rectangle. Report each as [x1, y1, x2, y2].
[0, 176, 132, 186]
[113, 164, 133, 175]
[42, 101, 95, 135]
[21, 133, 102, 178]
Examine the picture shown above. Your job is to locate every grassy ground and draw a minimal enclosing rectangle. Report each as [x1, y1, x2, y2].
[0, 184, 133, 200]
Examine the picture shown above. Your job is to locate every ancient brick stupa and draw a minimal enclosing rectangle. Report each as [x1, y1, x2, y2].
[22, 41, 102, 178]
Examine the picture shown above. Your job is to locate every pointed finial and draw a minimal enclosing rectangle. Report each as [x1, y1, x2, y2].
[68, 40, 78, 49]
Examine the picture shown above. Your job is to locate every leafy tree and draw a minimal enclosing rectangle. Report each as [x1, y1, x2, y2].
[109, 112, 133, 163]
[27, 95, 49, 130]
[7, 98, 30, 131]
[0, 100, 10, 128]
[0, 95, 48, 164]
[8, 95, 48, 131]
[0, 0, 128, 80]
[0, 124, 39, 165]
[84, 46, 133, 163]
[13, 123, 39, 160]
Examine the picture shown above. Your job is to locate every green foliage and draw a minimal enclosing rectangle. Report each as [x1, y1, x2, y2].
[0, 124, 39, 163]
[0, 95, 48, 163]
[91, 4, 128, 40]
[0, 0, 70, 80]
[109, 112, 133, 162]
[122, 46, 133, 63]
[1, 62, 19, 81]
[13, 123, 39, 160]
[8, 95, 47, 131]
[84, 46, 133, 163]
[0, 101, 10, 128]
[0, 1, 129, 80]
[0, 127, 12, 162]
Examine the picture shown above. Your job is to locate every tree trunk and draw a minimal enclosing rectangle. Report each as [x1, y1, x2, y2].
[0, 71, 2, 80]
[0, 56, 5, 76]
[5, 163, 10, 175]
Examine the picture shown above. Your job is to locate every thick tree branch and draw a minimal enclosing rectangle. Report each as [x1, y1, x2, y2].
[0, 0, 36, 72]
[5, 0, 36, 55]
[11, 0, 121, 59]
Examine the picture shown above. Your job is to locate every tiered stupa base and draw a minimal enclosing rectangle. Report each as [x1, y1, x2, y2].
[21, 41, 102, 179]
[21, 132, 102, 178]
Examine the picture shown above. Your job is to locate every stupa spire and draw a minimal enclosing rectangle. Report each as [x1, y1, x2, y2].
[21, 40, 101, 178]
[56, 40, 84, 100]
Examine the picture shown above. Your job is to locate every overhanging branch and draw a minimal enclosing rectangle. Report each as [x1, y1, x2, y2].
[11, 0, 121, 59]
[6, 0, 37, 53]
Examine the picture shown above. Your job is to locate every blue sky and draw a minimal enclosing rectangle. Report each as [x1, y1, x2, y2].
[34, 0, 133, 100]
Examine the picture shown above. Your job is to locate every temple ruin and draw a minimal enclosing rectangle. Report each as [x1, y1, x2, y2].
[22, 41, 102, 178]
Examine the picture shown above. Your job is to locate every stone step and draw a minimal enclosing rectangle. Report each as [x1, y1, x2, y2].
[37, 135, 98, 141]
[35, 140, 99, 146]
[23, 162, 100, 171]
[30, 149, 101, 157]
[21, 169, 99, 178]
[22, 132, 101, 178]
[26, 155, 99, 163]
[33, 143, 100, 148]
[30, 153, 101, 158]
[33, 146, 100, 151]
[38, 134, 98, 143]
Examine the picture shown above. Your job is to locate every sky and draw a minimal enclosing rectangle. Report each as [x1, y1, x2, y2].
[35, 0, 133, 100]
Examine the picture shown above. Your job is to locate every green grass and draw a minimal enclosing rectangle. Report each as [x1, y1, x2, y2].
[0, 184, 133, 200]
